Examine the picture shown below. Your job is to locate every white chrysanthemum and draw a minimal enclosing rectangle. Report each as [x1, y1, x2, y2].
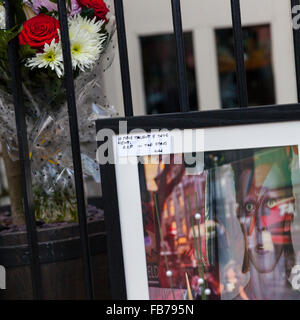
[26, 39, 64, 78]
[0, 4, 6, 30]
[69, 15, 105, 40]
[69, 22, 106, 71]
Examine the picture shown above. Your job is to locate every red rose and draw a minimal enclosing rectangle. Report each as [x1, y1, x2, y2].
[19, 14, 60, 51]
[78, 0, 109, 21]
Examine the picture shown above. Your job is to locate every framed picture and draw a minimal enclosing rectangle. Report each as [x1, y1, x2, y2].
[96, 104, 300, 300]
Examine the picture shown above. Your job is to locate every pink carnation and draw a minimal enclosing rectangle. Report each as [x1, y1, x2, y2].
[25, 0, 82, 16]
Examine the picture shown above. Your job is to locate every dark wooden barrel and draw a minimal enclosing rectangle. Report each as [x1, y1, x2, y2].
[0, 217, 111, 300]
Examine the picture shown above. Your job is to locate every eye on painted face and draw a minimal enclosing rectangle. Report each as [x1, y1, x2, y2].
[238, 168, 295, 274]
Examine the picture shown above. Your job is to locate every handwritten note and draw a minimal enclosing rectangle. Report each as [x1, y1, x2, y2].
[117, 132, 172, 157]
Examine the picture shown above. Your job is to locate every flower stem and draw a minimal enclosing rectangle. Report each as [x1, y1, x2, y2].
[154, 193, 176, 300]
[195, 191, 209, 293]
[187, 195, 206, 300]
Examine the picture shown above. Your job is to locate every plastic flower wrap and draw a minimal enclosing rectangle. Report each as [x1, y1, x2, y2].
[0, 0, 117, 222]
[0, 4, 5, 29]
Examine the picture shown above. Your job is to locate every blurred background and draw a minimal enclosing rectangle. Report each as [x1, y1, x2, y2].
[103, 0, 297, 115]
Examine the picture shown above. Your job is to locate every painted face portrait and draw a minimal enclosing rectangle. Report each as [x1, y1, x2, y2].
[236, 147, 296, 275]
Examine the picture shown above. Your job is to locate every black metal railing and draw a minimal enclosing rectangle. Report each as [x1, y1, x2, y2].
[4, 0, 42, 300]
[4, 0, 94, 299]
[57, 0, 94, 300]
[3, 0, 300, 300]
[230, 0, 248, 108]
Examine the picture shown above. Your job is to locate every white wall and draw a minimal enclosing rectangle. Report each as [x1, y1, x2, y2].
[104, 0, 298, 115]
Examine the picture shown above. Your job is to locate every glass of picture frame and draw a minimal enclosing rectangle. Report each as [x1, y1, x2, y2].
[96, 105, 300, 300]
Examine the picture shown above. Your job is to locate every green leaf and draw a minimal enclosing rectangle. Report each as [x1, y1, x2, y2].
[0, 26, 21, 49]
[14, 0, 27, 25]
[19, 44, 36, 60]
[81, 6, 95, 19]
[39, 6, 57, 16]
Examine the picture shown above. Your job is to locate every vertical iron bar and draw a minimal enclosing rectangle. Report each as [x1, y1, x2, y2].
[171, 0, 190, 113]
[291, 0, 300, 102]
[57, 0, 94, 299]
[114, 0, 134, 116]
[230, 0, 248, 108]
[4, 0, 42, 299]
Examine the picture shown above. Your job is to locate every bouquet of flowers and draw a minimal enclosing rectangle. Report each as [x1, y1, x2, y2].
[0, 0, 117, 225]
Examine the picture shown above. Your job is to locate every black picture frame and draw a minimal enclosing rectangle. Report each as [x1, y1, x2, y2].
[96, 103, 300, 300]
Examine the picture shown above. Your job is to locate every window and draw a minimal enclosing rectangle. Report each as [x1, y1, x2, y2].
[216, 24, 275, 108]
[140, 32, 198, 114]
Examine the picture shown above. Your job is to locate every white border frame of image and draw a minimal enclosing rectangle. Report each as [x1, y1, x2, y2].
[113, 120, 300, 300]
[104, 0, 297, 116]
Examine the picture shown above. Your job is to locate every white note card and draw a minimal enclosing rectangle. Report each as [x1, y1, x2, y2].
[117, 132, 172, 157]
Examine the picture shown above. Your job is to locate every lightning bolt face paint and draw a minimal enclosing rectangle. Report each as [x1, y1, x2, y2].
[236, 148, 295, 274]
